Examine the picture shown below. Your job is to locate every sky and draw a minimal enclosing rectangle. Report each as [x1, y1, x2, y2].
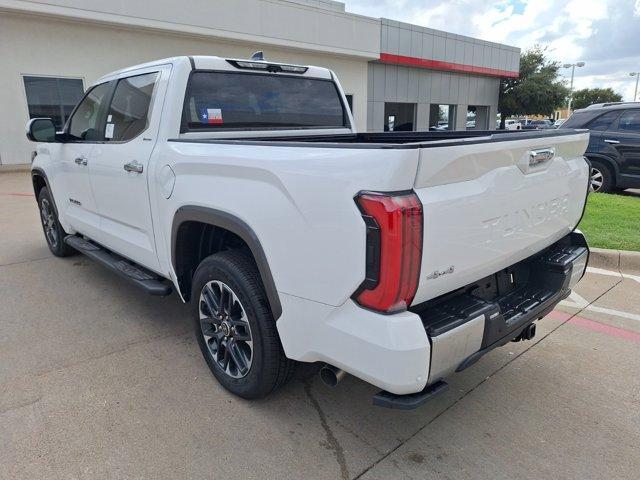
[343, 0, 640, 101]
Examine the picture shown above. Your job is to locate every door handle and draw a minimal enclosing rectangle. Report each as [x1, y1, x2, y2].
[74, 156, 88, 166]
[604, 139, 620, 144]
[124, 160, 144, 174]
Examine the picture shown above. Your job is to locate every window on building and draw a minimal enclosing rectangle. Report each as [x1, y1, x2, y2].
[384, 103, 416, 131]
[67, 82, 111, 141]
[429, 104, 457, 131]
[105, 72, 158, 142]
[23, 76, 84, 130]
[466, 106, 489, 130]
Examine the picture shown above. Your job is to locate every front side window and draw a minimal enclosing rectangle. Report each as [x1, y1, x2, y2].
[67, 82, 110, 141]
[615, 110, 640, 133]
[105, 72, 158, 142]
[183, 72, 347, 131]
[23, 76, 84, 130]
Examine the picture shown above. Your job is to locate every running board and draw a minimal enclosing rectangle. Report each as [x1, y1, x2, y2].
[64, 235, 172, 296]
[372, 380, 449, 410]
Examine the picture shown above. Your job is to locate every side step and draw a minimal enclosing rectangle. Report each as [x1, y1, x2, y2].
[64, 235, 172, 296]
[372, 380, 449, 410]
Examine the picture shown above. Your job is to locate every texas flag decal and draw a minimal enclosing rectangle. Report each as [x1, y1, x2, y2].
[199, 108, 223, 124]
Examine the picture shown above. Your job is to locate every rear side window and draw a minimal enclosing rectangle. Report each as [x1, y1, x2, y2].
[586, 111, 621, 131]
[615, 110, 640, 133]
[182, 71, 347, 131]
[105, 72, 158, 142]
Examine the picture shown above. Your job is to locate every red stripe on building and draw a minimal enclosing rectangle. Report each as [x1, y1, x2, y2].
[379, 53, 519, 78]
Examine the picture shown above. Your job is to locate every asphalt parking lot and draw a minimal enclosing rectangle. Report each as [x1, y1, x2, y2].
[1, 170, 639, 480]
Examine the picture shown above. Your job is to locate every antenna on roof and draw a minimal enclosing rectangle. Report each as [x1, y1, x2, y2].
[251, 51, 265, 61]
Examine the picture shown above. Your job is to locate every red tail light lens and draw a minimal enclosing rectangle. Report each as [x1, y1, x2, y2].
[353, 191, 423, 314]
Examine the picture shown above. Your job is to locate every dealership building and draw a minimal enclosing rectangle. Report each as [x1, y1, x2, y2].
[0, 0, 520, 166]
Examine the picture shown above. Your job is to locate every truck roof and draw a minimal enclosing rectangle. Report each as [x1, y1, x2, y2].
[95, 55, 333, 83]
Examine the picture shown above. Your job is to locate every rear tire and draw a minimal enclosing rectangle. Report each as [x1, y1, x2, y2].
[589, 159, 614, 193]
[37, 187, 76, 257]
[192, 250, 295, 399]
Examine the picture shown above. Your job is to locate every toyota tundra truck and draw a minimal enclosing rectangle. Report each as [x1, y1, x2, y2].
[27, 55, 590, 409]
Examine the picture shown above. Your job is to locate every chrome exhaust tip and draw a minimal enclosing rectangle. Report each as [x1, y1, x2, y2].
[319, 365, 346, 387]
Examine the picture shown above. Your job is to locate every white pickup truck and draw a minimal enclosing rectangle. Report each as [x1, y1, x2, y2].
[27, 55, 590, 409]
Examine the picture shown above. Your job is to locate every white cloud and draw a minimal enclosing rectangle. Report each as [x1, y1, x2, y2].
[344, 0, 640, 101]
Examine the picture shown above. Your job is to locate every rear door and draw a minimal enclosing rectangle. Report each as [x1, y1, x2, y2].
[88, 67, 169, 271]
[604, 109, 640, 178]
[56, 82, 111, 237]
[411, 132, 590, 303]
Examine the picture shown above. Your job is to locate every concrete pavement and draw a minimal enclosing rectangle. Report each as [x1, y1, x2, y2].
[1, 171, 639, 480]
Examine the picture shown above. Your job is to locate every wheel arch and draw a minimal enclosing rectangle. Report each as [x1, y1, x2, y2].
[31, 168, 58, 215]
[171, 206, 282, 320]
[585, 154, 619, 177]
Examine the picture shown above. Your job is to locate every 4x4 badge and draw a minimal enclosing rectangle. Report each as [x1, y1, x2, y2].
[427, 266, 455, 280]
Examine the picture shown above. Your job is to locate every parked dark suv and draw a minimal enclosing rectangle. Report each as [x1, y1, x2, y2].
[562, 102, 640, 192]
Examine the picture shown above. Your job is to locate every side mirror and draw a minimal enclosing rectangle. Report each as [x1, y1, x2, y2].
[26, 118, 57, 142]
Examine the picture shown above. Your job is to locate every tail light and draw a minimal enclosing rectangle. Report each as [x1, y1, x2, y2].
[353, 191, 423, 314]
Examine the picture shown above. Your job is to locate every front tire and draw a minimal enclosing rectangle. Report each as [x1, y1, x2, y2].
[192, 250, 295, 399]
[37, 187, 76, 257]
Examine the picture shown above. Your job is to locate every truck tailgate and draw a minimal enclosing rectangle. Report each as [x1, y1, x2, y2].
[411, 131, 590, 305]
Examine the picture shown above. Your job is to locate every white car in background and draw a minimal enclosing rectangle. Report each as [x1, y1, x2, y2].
[554, 118, 567, 128]
[505, 119, 523, 130]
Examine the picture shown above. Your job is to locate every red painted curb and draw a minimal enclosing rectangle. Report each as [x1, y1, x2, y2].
[549, 310, 640, 345]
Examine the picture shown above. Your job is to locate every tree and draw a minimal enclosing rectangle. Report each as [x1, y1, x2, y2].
[571, 88, 623, 110]
[498, 46, 569, 128]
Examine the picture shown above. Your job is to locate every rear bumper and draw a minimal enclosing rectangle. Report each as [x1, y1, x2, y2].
[277, 232, 588, 398]
[413, 231, 588, 384]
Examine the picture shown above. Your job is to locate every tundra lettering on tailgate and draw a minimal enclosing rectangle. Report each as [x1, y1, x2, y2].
[481, 194, 570, 241]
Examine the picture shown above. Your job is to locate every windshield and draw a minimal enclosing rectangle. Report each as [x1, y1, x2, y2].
[182, 71, 348, 131]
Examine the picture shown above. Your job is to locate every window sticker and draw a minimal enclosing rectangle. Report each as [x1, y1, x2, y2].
[199, 108, 223, 125]
[105, 123, 114, 139]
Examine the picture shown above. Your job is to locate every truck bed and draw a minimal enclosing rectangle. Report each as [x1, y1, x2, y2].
[168, 128, 590, 307]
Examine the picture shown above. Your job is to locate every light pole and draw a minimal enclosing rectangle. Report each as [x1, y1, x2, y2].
[630, 72, 639, 102]
[563, 61, 585, 111]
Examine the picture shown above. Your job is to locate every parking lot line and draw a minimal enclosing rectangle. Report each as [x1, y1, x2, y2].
[587, 266, 640, 284]
[561, 289, 640, 323]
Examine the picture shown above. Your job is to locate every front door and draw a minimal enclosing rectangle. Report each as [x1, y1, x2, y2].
[56, 82, 111, 237]
[88, 68, 168, 271]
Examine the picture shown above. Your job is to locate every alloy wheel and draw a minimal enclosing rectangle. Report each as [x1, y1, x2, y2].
[40, 198, 59, 248]
[590, 167, 603, 192]
[199, 280, 253, 379]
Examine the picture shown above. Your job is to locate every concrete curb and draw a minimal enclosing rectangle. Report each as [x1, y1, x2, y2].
[0, 164, 31, 173]
[589, 247, 640, 275]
